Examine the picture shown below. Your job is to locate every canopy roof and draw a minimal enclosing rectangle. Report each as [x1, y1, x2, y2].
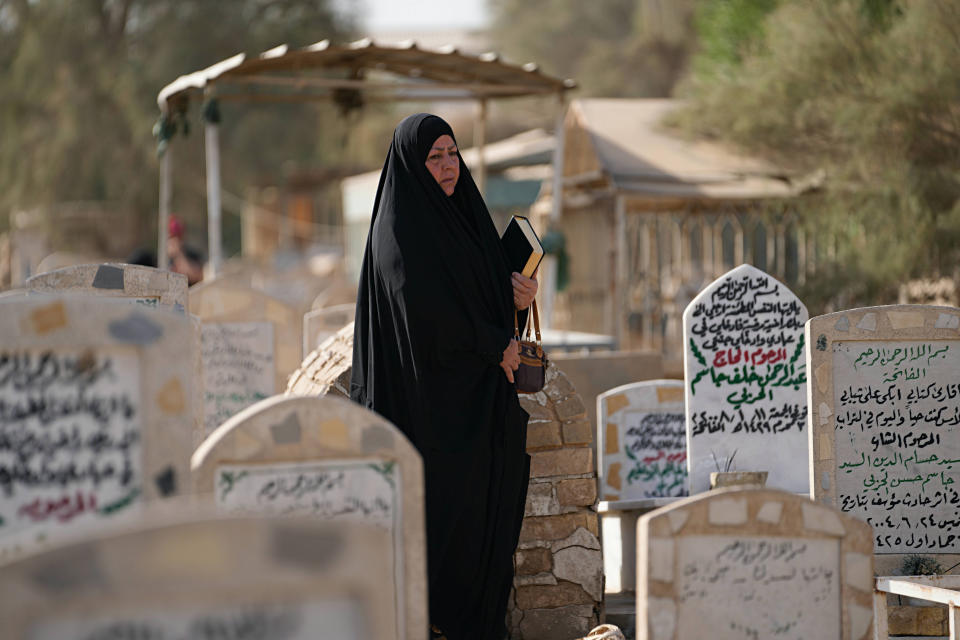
[158, 38, 577, 112]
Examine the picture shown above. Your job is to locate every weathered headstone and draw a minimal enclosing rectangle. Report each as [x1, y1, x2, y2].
[0, 296, 194, 559]
[637, 487, 875, 640]
[807, 305, 960, 556]
[303, 303, 355, 358]
[191, 394, 426, 640]
[190, 280, 301, 434]
[683, 264, 809, 494]
[0, 513, 397, 640]
[597, 380, 687, 502]
[27, 263, 188, 311]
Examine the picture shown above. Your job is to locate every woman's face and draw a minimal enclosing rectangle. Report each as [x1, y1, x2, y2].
[424, 134, 459, 196]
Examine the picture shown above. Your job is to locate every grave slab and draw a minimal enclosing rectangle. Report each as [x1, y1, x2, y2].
[191, 394, 426, 640]
[807, 304, 960, 556]
[0, 296, 195, 560]
[27, 263, 188, 311]
[637, 487, 874, 640]
[682, 264, 809, 494]
[0, 511, 397, 640]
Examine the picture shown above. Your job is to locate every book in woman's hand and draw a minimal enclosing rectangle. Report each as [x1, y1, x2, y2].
[500, 215, 544, 278]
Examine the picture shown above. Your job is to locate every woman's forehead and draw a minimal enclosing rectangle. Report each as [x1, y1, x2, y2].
[430, 134, 456, 149]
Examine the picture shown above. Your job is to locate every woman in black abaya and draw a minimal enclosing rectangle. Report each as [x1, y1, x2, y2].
[351, 114, 538, 640]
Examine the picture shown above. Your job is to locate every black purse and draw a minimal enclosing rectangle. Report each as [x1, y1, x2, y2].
[513, 300, 547, 393]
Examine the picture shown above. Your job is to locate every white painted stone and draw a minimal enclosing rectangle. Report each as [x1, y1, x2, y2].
[802, 502, 846, 536]
[844, 552, 873, 591]
[756, 501, 783, 524]
[647, 597, 676, 640]
[552, 546, 603, 601]
[551, 526, 601, 553]
[935, 312, 959, 330]
[848, 602, 873, 640]
[648, 538, 674, 582]
[856, 312, 877, 331]
[835, 316, 850, 332]
[666, 510, 688, 533]
[682, 264, 809, 494]
[819, 401, 832, 425]
[707, 497, 748, 525]
[596, 380, 687, 500]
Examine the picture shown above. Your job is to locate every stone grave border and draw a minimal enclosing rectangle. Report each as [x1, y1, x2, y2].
[27, 263, 188, 310]
[0, 512, 396, 640]
[637, 487, 875, 640]
[806, 304, 960, 570]
[0, 296, 196, 556]
[191, 394, 425, 640]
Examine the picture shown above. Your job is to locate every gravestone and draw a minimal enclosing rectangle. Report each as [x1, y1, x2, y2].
[637, 487, 875, 640]
[682, 264, 809, 494]
[190, 279, 302, 435]
[597, 380, 687, 502]
[0, 513, 397, 640]
[807, 305, 960, 559]
[303, 303, 355, 358]
[27, 263, 188, 311]
[0, 296, 194, 559]
[191, 394, 426, 640]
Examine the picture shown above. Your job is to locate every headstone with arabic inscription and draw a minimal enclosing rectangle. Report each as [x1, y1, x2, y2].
[190, 280, 302, 435]
[597, 380, 687, 502]
[191, 395, 425, 640]
[0, 296, 194, 560]
[807, 305, 960, 556]
[637, 487, 875, 640]
[0, 513, 397, 640]
[683, 264, 809, 494]
[27, 263, 188, 311]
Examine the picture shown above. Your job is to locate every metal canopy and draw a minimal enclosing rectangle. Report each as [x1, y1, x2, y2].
[158, 38, 577, 111]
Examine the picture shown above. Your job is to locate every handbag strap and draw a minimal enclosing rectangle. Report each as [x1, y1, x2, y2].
[513, 300, 542, 344]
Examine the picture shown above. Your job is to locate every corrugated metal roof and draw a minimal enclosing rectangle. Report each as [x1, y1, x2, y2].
[158, 38, 576, 111]
[569, 99, 817, 200]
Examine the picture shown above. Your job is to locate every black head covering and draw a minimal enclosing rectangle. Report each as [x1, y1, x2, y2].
[350, 113, 523, 450]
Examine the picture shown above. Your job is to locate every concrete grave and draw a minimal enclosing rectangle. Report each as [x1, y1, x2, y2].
[27, 263, 188, 311]
[683, 264, 809, 494]
[303, 303, 355, 358]
[598, 380, 687, 502]
[0, 296, 195, 560]
[807, 305, 960, 558]
[189, 279, 302, 434]
[0, 513, 397, 640]
[191, 395, 425, 640]
[637, 487, 875, 640]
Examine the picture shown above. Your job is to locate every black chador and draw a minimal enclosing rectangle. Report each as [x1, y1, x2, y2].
[351, 113, 530, 639]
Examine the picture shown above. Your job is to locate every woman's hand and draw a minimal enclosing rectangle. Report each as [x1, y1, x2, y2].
[512, 272, 538, 310]
[500, 339, 520, 383]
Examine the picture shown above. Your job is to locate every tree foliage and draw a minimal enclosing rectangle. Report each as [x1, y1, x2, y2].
[676, 0, 960, 308]
[0, 0, 359, 247]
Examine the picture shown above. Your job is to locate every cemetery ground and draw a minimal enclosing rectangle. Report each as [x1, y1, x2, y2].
[1, 260, 959, 640]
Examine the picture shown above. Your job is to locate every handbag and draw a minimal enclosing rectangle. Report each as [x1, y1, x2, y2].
[513, 300, 548, 393]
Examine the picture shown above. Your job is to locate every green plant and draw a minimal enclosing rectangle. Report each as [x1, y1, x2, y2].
[711, 449, 738, 473]
[901, 555, 943, 576]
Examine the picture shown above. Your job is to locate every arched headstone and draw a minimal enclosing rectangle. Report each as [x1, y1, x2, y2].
[0, 297, 195, 559]
[682, 264, 809, 494]
[303, 303, 355, 358]
[189, 279, 302, 436]
[597, 380, 687, 502]
[191, 395, 425, 640]
[807, 305, 960, 559]
[0, 514, 396, 640]
[638, 488, 874, 640]
[27, 263, 188, 311]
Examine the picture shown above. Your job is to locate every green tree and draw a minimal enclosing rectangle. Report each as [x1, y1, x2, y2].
[676, 0, 960, 308]
[0, 0, 359, 250]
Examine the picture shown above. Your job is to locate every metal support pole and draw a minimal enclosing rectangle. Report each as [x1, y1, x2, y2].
[614, 195, 627, 347]
[158, 140, 171, 271]
[205, 118, 223, 278]
[540, 93, 567, 331]
[474, 99, 487, 196]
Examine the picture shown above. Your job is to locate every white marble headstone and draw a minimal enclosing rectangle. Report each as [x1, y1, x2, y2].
[682, 264, 809, 494]
[597, 380, 687, 501]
